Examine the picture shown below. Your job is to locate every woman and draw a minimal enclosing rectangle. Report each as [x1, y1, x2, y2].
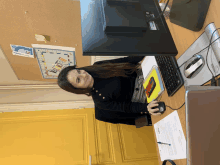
[58, 56, 161, 126]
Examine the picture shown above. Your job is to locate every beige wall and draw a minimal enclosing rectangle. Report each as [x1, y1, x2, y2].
[0, 47, 93, 107]
[0, 86, 93, 104]
[0, 46, 55, 85]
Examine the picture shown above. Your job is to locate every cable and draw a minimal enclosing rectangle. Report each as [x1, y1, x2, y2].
[161, 28, 220, 111]
[178, 30, 220, 85]
[178, 36, 220, 69]
[156, 94, 185, 110]
[206, 28, 220, 85]
[146, 0, 170, 23]
[203, 76, 220, 86]
[166, 102, 185, 110]
[206, 28, 220, 76]
[150, 2, 220, 78]
[155, 94, 185, 110]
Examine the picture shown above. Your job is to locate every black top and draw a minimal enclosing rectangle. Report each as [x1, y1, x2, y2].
[91, 56, 149, 125]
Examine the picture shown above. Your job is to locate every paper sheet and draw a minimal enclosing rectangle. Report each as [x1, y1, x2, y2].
[141, 56, 158, 79]
[154, 111, 186, 161]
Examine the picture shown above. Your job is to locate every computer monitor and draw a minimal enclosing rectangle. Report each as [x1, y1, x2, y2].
[80, 0, 178, 56]
[169, 0, 212, 31]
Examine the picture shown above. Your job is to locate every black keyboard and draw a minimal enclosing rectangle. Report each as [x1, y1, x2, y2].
[155, 56, 184, 96]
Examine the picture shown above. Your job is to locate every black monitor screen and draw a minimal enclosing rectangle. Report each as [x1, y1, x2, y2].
[80, 0, 178, 56]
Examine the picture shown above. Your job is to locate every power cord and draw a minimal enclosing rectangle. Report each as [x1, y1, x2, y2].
[178, 36, 220, 69]
[158, 28, 220, 111]
[157, 93, 185, 110]
[166, 102, 185, 110]
[149, 0, 220, 85]
[178, 28, 220, 82]
[146, 0, 170, 23]
[178, 29, 220, 87]
[145, 0, 220, 110]
[206, 28, 220, 86]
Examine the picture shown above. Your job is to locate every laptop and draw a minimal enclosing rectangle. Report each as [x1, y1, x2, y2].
[185, 85, 220, 165]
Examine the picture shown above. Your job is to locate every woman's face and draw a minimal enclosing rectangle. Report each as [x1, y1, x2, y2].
[67, 69, 94, 89]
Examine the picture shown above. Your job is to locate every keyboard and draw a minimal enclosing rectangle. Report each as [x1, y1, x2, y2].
[155, 56, 184, 96]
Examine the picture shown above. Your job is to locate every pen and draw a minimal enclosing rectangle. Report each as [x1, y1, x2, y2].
[157, 142, 171, 146]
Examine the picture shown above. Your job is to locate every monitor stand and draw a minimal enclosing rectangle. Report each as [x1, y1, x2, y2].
[169, 0, 212, 31]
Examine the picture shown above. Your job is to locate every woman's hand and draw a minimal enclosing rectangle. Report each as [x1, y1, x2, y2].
[147, 100, 161, 116]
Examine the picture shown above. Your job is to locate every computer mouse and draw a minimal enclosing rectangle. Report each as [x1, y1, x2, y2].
[184, 55, 205, 79]
[152, 101, 166, 114]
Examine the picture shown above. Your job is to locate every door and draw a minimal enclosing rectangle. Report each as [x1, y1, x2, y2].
[0, 108, 158, 165]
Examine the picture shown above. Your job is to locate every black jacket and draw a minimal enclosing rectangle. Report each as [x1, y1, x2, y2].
[91, 56, 149, 125]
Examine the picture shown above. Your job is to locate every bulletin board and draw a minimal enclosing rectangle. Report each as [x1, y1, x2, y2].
[0, 0, 90, 82]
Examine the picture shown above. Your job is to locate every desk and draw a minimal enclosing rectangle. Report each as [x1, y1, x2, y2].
[153, 0, 220, 164]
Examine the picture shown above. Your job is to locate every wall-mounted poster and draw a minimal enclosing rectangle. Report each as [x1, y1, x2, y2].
[10, 44, 34, 58]
[32, 44, 76, 79]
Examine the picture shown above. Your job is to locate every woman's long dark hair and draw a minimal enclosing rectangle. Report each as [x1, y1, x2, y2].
[57, 62, 141, 96]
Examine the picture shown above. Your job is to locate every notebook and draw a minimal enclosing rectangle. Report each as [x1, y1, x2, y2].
[143, 65, 164, 102]
[185, 85, 220, 165]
